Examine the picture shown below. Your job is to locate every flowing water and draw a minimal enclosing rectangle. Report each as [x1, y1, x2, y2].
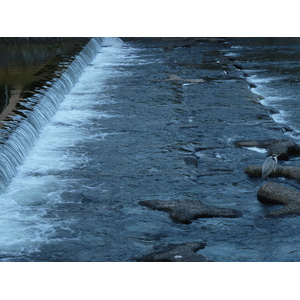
[0, 37, 299, 262]
[228, 38, 300, 141]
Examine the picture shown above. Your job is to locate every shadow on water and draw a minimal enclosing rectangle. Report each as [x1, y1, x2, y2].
[0, 38, 90, 121]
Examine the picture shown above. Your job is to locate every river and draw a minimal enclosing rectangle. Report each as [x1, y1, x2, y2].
[0, 37, 299, 261]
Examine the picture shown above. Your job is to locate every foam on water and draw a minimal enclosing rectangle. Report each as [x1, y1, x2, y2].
[231, 45, 243, 49]
[260, 95, 290, 106]
[247, 74, 288, 84]
[234, 40, 300, 145]
[0, 38, 131, 259]
[225, 44, 300, 147]
[271, 110, 288, 124]
[223, 52, 240, 57]
[244, 147, 268, 154]
[240, 66, 298, 137]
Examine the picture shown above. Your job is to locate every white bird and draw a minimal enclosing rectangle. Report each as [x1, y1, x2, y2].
[262, 154, 279, 180]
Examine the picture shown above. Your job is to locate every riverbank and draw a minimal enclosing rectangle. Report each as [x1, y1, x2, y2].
[0, 38, 90, 127]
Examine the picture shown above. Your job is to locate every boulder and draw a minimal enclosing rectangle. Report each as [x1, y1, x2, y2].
[139, 199, 242, 224]
[245, 164, 300, 183]
[257, 182, 300, 217]
[244, 165, 262, 178]
[234, 139, 300, 160]
[268, 140, 300, 159]
[234, 139, 281, 149]
[135, 241, 212, 262]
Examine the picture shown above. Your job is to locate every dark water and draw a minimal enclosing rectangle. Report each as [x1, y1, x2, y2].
[0, 37, 299, 262]
[0, 38, 89, 119]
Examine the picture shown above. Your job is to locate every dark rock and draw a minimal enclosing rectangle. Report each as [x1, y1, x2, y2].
[257, 182, 300, 217]
[265, 106, 279, 115]
[234, 139, 278, 148]
[139, 199, 242, 224]
[184, 156, 198, 167]
[180, 44, 192, 48]
[280, 125, 294, 133]
[163, 45, 175, 51]
[195, 146, 216, 151]
[267, 123, 294, 134]
[197, 37, 225, 43]
[245, 164, 264, 178]
[226, 57, 235, 61]
[268, 140, 300, 159]
[252, 92, 265, 101]
[245, 164, 300, 183]
[256, 112, 272, 121]
[248, 82, 257, 88]
[234, 139, 300, 160]
[136, 241, 212, 262]
[163, 42, 194, 51]
[233, 64, 244, 70]
[160, 37, 225, 43]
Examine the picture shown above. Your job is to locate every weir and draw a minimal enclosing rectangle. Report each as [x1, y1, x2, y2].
[0, 38, 104, 192]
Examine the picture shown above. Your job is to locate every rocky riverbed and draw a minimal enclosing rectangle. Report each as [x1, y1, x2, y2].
[129, 38, 300, 262]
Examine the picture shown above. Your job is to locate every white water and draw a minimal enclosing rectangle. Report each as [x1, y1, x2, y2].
[228, 45, 300, 144]
[244, 147, 267, 154]
[0, 37, 132, 260]
[0, 38, 104, 191]
[248, 76, 300, 138]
